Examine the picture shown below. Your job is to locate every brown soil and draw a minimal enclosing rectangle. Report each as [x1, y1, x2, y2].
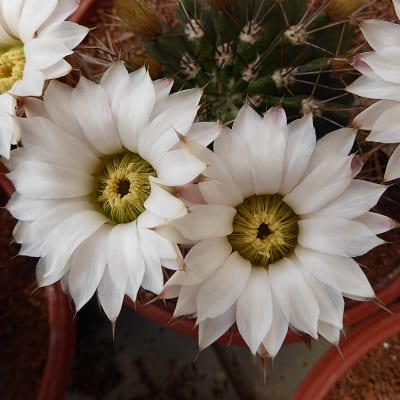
[0, 187, 48, 399]
[327, 332, 400, 399]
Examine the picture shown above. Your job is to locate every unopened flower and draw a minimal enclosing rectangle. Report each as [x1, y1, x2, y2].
[6, 62, 220, 322]
[161, 104, 391, 357]
[0, 0, 89, 158]
[114, 0, 163, 40]
[324, 0, 366, 21]
[347, 0, 400, 180]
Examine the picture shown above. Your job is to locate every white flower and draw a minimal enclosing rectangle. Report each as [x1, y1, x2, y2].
[0, 0, 89, 158]
[346, 0, 400, 181]
[6, 62, 220, 322]
[161, 104, 392, 357]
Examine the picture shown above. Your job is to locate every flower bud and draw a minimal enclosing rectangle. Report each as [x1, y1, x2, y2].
[325, 0, 366, 21]
[114, 0, 163, 40]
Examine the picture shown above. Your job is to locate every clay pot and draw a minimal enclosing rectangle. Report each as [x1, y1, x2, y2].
[38, 284, 76, 400]
[292, 302, 400, 400]
[0, 167, 76, 400]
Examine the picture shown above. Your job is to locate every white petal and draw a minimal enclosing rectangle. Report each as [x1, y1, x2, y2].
[354, 212, 395, 234]
[365, 104, 400, 143]
[269, 257, 319, 338]
[300, 268, 344, 328]
[100, 61, 130, 111]
[184, 136, 243, 206]
[23, 36, 71, 70]
[385, 144, 400, 181]
[144, 178, 187, 219]
[15, 200, 92, 254]
[17, 116, 99, 172]
[107, 221, 145, 300]
[232, 103, 262, 144]
[346, 75, 400, 101]
[184, 237, 232, 283]
[43, 80, 86, 143]
[354, 100, 398, 131]
[308, 180, 387, 220]
[68, 224, 110, 310]
[284, 156, 353, 215]
[0, 0, 24, 37]
[8, 161, 94, 199]
[97, 266, 124, 322]
[39, 0, 80, 31]
[198, 305, 236, 350]
[360, 19, 400, 51]
[41, 20, 88, 49]
[197, 251, 251, 320]
[155, 148, 206, 186]
[176, 204, 236, 241]
[280, 113, 316, 195]
[23, 97, 48, 118]
[186, 122, 222, 146]
[236, 268, 272, 354]
[38, 210, 107, 281]
[11, 69, 44, 97]
[139, 88, 202, 165]
[262, 293, 289, 358]
[0, 93, 16, 158]
[41, 59, 71, 80]
[318, 322, 341, 344]
[71, 76, 122, 154]
[298, 218, 385, 257]
[153, 78, 173, 105]
[295, 246, 375, 298]
[214, 127, 254, 198]
[7, 193, 62, 221]
[18, 0, 57, 42]
[174, 285, 200, 317]
[138, 228, 166, 294]
[307, 128, 356, 170]
[359, 48, 400, 84]
[250, 107, 287, 194]
[115, 67, 156, 152]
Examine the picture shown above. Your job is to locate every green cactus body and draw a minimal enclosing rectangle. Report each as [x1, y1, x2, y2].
[140, 0, 361, 131]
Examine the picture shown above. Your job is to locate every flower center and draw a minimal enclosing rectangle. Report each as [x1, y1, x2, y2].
[228, 194, 299, 268]
[96, 152, 156, 224]
[0, 45, 25, 94]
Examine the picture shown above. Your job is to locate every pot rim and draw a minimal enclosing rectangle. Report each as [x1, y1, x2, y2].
[38, 283, 76, 400]
[292, 302, 400, 400]
[0, 166, 76, 400]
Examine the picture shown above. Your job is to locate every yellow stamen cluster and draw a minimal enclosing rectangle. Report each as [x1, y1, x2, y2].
[228, 194, 299, 268]
[0, 45, 25, 94]
[96, 152, 156, 224]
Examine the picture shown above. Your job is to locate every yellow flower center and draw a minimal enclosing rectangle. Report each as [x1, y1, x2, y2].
[96, 152, 156, 224]
[228, 194, 299, 268]
[0, 45, 25, 94]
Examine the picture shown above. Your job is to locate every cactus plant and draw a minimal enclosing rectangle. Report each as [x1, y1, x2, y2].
[116, 0, 367, 132]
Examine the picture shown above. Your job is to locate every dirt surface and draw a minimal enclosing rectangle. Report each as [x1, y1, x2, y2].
[327, 332, 400, 399]
[0, 187, 48, 400]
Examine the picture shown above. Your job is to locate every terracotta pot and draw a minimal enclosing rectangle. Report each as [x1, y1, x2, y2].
[0, 168, 76, 400]
[292, 302, 400, 400]
[38, 284, 76, 400]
